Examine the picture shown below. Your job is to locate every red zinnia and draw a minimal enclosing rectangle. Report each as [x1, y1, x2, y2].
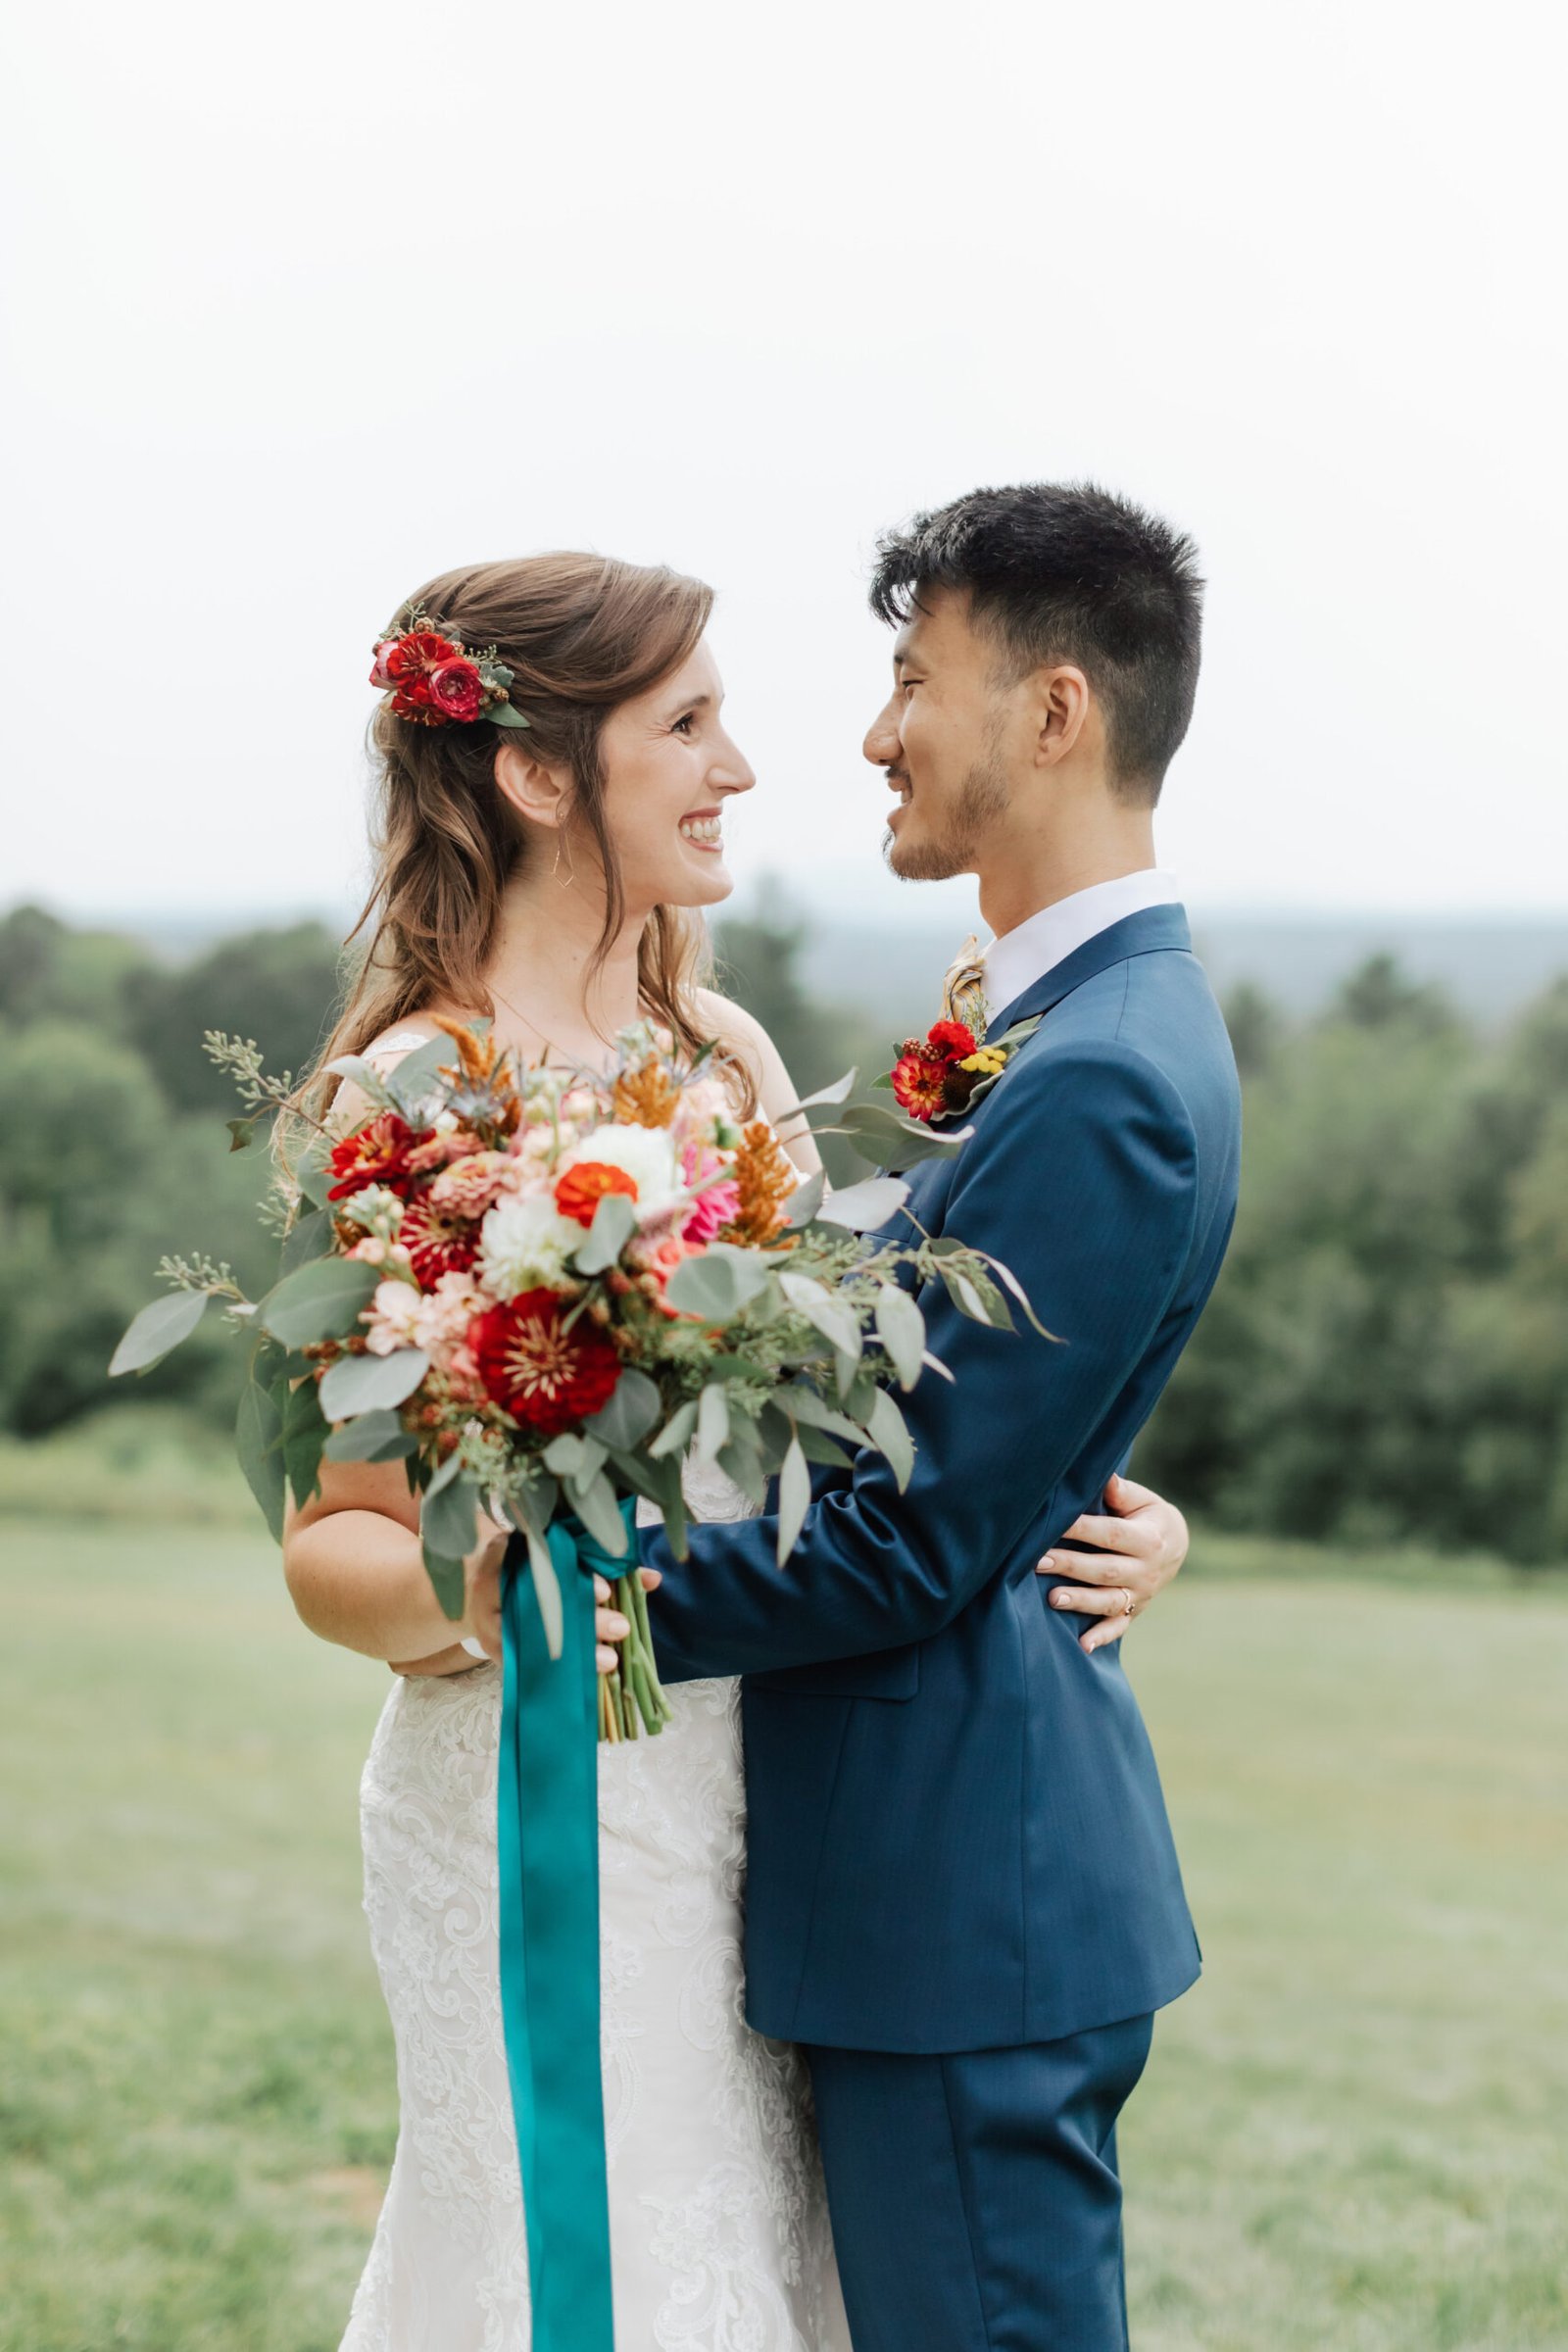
[926, 1019, 977, 1064]
[427, 657, 484, 723]
[470, 1291, 622, 1436]
[327, 1111, 419, 1200]
[554, 1161, 640, 1229]
[890, 1047, 950, 1123]
[398, 1193, 481, 1288]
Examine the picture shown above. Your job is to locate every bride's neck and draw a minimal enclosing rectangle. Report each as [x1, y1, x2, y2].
[476, 859, 648, 1067]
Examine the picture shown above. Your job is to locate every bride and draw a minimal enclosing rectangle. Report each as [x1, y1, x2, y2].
[282, 553, 1191, 2350]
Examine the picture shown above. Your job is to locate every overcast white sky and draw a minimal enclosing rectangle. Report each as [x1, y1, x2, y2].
[4, 0, 1563, 938]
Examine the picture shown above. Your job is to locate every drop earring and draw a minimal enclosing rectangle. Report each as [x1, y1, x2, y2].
[553, 830, 576, 889]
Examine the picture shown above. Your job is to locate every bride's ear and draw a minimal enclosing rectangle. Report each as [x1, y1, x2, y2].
[494, 739, 574, 834]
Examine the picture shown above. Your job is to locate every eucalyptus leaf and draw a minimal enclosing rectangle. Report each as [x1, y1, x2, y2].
[572, 1189, 637, 1275]
[523, 1524, 564, 1655]
[490, 704, 532, 728]
[385, 1033, 455, 1121]
[583, 1364, 661, 1449]
[866, 1387, 914, 1491]
[921, 1348, 956, 1383]
[295, 1135, 335, 1210]
[779, 1386, 865, 1445]
[260, 1256, 380, 1348]
[815, 1175, 910, 1234]
[776, 1438, 810, 1565]
[235, 1378, 285, 1542]
[323, 1054, 394, 1102]
[785, 1168, 827, 1228]
[421, 1544, 467, 1622]
[940, 1265, 993, 1324]
[831, 1103, 975, 1169]
[421, 1468, 479, 1566]
[663, 1240, 770, 1323]
[110, 1289, 209, 1377]
[775, 1068, 858, 1119]
[282, 1377, 327, 1508]
[323, 1408, 416, 1462]
[793, 1425, 854, 1471]
[696, 1383, 730, 1466]
[574, 1470, 632, 1559]
[874, 1284, 926, 1390]
[279, 1205, 332, 1276]
[779, 1272, 862, 1363]
[226, 1118, 255, 1152]
[318, 1346, 428, 1421]
[715, 1441, 770, 1506]
[649, 1399, 699, 1460]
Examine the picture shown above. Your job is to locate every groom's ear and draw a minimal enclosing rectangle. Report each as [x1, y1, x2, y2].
[1028, 663, 1093, 768]
[493, 739, 574, 832]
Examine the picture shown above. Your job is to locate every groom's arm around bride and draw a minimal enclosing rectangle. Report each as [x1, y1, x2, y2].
[643, 483, 1243, 2352]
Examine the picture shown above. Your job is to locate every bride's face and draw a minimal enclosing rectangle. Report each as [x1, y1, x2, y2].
[596, 640, 755, 913]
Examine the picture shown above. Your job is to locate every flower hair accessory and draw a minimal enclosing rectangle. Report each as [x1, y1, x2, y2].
[369, 604, 531, 731]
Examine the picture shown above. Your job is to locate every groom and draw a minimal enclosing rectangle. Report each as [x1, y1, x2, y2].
[644, 482, 1242, 2349]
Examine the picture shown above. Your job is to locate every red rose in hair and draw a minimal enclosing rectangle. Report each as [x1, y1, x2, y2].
[427, 657, 485, 724]
[554, 1161, 640, 1229]
[398, 1194, 482, 1288]
[385, 629, 458, 682]
[926, 1019, 977, 1064]
[369, 638, 401, 688]
[470, 1291, 622, 1436]
[327, 1110, 419, 1200]
[889, 1046, 950, 1123]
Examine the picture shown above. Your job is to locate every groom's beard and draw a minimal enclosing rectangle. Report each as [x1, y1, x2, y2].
[884, 749, 1010, 883]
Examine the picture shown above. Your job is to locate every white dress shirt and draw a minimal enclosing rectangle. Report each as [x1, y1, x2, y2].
[981, 870, 1181, 1019]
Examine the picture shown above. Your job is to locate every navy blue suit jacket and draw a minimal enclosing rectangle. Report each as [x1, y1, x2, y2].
[645, 906, 1242, 2053]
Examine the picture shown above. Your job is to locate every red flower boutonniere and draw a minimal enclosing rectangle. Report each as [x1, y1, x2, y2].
[877, 966, 1041, 1128]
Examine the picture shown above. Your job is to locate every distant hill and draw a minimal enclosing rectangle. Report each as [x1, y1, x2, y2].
[799, 912, 1568, 1037]
[23, 900, 1568, 1039]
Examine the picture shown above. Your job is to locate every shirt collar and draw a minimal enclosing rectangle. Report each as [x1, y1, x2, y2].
[981, 869, 1182, 1018]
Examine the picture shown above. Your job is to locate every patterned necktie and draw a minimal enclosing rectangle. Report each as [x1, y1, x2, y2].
[941, 934, 989, 1034]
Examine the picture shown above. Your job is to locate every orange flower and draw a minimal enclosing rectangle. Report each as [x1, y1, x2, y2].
[555, 1160, 640, 1229]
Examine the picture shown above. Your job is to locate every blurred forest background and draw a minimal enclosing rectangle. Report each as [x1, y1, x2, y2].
[3, 895, 1567, 1570]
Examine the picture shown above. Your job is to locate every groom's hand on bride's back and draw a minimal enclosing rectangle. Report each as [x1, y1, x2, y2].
[1036, 1474, 1190, 1653]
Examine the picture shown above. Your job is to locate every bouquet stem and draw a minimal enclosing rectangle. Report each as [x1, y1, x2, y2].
[604, 1569, 671, 1741]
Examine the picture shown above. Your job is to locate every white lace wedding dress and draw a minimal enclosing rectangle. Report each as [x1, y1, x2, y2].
[340, 1464, 851, 2352]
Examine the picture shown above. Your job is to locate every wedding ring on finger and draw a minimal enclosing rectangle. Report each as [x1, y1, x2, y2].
[1118, 1587, 1134, 1618]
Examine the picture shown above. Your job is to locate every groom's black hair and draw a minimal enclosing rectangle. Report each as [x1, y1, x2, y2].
[869, 482, 1203, 804]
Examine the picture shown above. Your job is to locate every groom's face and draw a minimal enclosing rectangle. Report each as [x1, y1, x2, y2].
[864, 588, 1016, 882]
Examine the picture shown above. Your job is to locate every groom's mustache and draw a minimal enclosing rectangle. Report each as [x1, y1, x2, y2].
[885, 765, 911, 793]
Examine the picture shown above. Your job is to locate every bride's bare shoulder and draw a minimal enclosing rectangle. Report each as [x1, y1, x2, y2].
[691, 988, 819, 1167]
[331, 1017, 446, 1128]
[692, 986, 773, 1082]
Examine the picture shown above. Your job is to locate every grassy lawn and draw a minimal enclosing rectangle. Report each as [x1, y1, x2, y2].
[1, 1515, 1565, 2351]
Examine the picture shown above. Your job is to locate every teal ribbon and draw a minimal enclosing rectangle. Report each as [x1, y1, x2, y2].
[497, 1507, 633, 2351]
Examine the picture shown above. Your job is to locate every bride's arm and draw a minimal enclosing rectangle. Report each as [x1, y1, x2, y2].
[692, 989, 822, 1176]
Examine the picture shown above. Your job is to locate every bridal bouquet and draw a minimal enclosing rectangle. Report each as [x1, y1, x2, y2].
[112, 1018, 1033, 1738]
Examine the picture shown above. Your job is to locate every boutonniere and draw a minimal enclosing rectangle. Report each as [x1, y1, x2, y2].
[873, 937, 1040, 1127]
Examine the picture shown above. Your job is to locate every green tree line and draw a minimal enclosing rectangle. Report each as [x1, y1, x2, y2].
[2, 904, 1564, 1564]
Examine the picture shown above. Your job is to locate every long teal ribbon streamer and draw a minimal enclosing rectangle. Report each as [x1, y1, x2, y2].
[497, 1512, 626, 2352]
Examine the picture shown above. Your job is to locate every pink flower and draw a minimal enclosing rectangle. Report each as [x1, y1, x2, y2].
[429, 1150, 518, 1218]
[681, 1181, 740, 1246]
[363, 1280, 422, 1355]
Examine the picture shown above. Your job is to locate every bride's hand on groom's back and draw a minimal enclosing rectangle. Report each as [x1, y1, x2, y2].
[1037, 1475, 1190, 1653]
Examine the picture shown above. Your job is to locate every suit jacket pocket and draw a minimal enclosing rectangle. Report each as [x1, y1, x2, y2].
[747, 1643, 921, 1702]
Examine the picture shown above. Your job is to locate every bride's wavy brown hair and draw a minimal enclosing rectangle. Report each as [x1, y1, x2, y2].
[310, 553, 754, 1113]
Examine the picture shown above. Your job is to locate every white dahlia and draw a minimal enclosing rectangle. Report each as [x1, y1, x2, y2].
[477, 1191, 582, 1299]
